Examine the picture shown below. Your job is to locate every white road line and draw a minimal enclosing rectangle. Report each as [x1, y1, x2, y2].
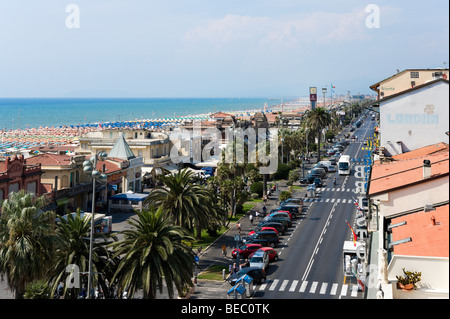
[289, 280, 299, 292]
[330, 283, 339, 295]
[259, 282, 268, 291]
[340, 284, 348, 296]
[326, 198, 330, 202]
[351, 285, 359, 297]
[279, 280, 289, 292]
[299, 281, 308, 293]
[309, 281, 318, 293]
[319, 282, 328, 294]
[268, 279, 279, 291]
[331, 198, 335, 203]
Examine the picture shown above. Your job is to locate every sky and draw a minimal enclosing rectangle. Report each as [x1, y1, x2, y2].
[0, 0, 448, 98]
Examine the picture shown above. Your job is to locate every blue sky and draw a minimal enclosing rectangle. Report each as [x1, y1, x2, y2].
[0, 0, 448, 98]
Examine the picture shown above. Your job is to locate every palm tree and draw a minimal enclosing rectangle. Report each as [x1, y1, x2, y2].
[110, 206, 195, 299]
[145, 168, 220, 238]
[305, 107, 332, 162]
[0, 190, 56, 299]
[49, 210, 117, 299]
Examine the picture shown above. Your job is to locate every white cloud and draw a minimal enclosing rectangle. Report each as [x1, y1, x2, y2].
[183, 9, 371, 54]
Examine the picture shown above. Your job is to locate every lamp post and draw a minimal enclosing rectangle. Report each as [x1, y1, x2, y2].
[322, 88, 327, 108]
[82, 151, 108, 299]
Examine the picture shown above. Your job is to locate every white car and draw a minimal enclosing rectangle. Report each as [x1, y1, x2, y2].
[249, 249, 269, 270]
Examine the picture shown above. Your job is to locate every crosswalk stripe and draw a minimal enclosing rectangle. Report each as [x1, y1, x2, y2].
[326, 198, 330, 202]
[340, 284, 348, 296]
[342, 199, 346, 203]
[330, 283, 338, 295]
[289, 280, 299, 292]
[347, 188, 350, 192]
[268, 279, 279, 291]
[279, 280, 289, 292]
[319, 282, 328, 294]
[331, 198, 335, 203]
[258, 279, 359, 297]
[299, 281, 308, 293]
[351, 285, 358, 297]
[309, 281, 318, 293]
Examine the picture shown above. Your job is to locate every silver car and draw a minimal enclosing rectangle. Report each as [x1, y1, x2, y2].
[249, 249, 269, 270]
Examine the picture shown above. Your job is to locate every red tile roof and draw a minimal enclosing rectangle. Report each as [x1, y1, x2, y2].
[391, 204, 449, 257]
[369, 143, 449, 196]
[26, 154, 73, 166]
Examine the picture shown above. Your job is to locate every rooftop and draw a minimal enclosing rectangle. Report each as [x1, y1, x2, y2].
[369, 143, 449, 196]
[390, 204, 449, 257]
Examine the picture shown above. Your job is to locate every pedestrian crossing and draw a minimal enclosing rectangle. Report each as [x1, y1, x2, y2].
[303, 197, 354, 203]
[316, 187, 354, 192]
[258, 279, 360, 298]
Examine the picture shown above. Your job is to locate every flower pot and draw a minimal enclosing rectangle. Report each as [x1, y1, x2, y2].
[398, 283, 414, 291]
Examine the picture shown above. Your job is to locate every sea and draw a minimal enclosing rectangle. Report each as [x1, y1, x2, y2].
[0, 97, 285, 131]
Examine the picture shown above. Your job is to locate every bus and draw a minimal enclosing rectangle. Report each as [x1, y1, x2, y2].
[338, 155, 351, 175]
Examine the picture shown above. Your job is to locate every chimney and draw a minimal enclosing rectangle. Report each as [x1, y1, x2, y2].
[431, 216, 436, 226]
[423, 159, 431, 179]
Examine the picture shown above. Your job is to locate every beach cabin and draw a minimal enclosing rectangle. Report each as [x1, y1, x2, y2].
[108, 191, 149, 213]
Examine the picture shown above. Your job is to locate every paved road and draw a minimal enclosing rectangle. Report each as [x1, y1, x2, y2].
[251, 116, 375, 300]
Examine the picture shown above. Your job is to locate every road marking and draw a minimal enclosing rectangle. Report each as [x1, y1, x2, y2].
[331, 198, 335, 203]
[279, 280, 289, 292]
[351, 285, 359, 297]
[259, 282, 268, 290]
[309, 281, 318, 293]
[319, 282, 328, 294]
[325, 198, 330, 202]
[340, 284, 348, 296]
[330, 283, 339, 295]
[289, 280, 299, 292]
[299, 281, 308, 293]
[268, 279, 279, 291]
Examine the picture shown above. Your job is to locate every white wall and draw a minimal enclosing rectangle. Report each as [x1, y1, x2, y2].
[380, 81, 449, 156]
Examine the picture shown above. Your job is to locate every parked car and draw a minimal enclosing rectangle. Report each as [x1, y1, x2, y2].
[248, 249, 270, 270]
[227, 267, 267, 285]
[232, 244, 262, 259]
[258, 247, 279, 262]
[256, 222, 286, 235]
[268, 211, 292, 221]
[264, 214, 292, 227]
[279, 204, 301, 217]
[242, 238, 270, 247]
[280, 198, 303, 207]
[248, 226, 279, 236]
[259, 218, 289, 232]
[242, 231, 279, 248]
[309, 168, 326, 178]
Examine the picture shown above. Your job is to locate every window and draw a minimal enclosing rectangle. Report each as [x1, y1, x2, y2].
[410, 71, 419, 78]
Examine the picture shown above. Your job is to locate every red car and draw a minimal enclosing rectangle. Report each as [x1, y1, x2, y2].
[232, 244, 263, 259]
[248, 227, 279, 236]
[249, 247, 279, 262]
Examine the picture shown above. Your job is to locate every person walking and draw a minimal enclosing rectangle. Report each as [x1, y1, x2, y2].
[249, 214, 254, 225]
[237, 222, 241, 234]
[221, 244, 227, 257]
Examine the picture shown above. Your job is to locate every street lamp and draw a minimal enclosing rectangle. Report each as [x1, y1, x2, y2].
[82, 151, 108, 299]
[322, 88, 327, 108]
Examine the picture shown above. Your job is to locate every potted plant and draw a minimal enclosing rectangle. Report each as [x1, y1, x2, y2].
[396, 268, 422, 291]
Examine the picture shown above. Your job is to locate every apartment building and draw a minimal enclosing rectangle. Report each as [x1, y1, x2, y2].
[367, 143, 449, 299]
[370, 68, 449, 100]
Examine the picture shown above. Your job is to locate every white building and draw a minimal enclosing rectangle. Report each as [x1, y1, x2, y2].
[377, 78, 449, 157]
